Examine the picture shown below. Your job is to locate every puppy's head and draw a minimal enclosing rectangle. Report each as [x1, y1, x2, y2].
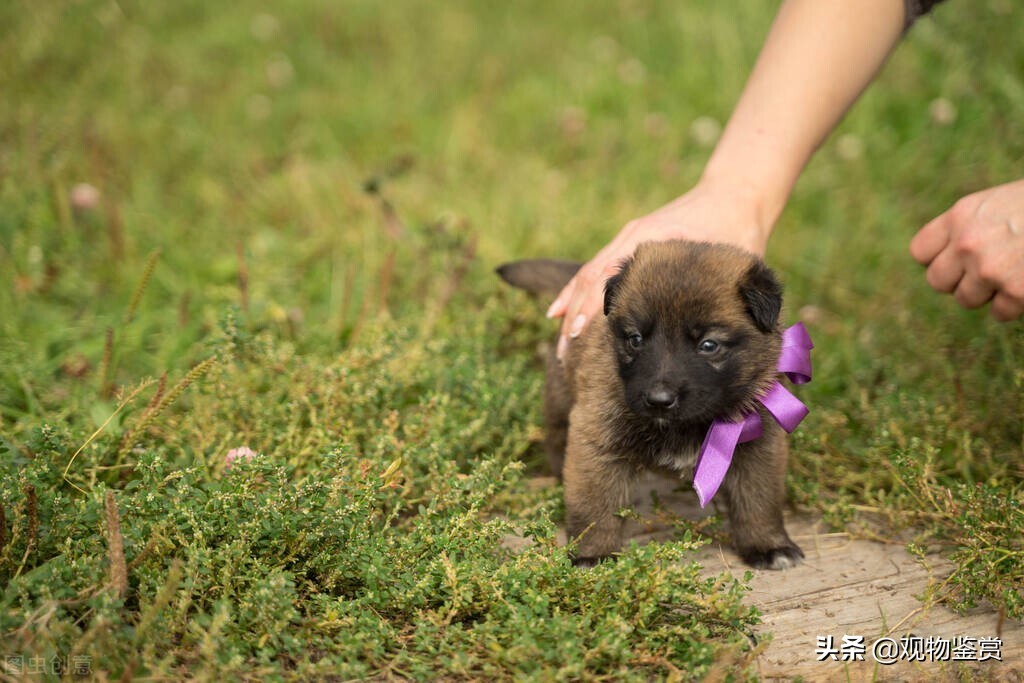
[602, 240, 783, 423]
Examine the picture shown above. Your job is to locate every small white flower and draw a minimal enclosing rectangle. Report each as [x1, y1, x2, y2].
[797, 305, 825, 325]
[929, 98, 957, 126]
[835, 133, 863, 161]
[266, 55, 294, 88]
[689, 116, 721, 148]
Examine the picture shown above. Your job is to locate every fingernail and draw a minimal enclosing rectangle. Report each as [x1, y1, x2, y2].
[545, 297, 562, 319]
[568, 314, 586, 338]
[556, 335, 568, 360]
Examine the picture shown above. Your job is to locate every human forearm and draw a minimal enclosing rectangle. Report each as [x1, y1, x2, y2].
[702, 0, 907, 233]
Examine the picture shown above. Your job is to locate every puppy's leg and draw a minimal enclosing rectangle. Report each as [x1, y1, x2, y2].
[543, 412, 568, 479]
[721, 429, 803, 570]
[543, 352, 572, 479]
[562, 429, 636, 566]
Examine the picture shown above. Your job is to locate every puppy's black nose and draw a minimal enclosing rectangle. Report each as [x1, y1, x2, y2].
[642, 388, 678, 409]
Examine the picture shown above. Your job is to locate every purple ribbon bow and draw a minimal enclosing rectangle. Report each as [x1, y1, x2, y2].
[692, 323, 814, 508]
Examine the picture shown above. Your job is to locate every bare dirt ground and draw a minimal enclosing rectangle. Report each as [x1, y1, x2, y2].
[510, 473, 1023, 682]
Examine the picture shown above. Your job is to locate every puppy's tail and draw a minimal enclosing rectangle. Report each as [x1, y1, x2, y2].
[496, 259, 581, 297]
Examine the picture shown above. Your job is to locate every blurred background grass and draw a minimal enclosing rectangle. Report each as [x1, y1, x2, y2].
[1, 0, 1022, 679]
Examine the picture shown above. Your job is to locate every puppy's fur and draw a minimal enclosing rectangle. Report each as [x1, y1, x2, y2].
[497, 240, 803, 570]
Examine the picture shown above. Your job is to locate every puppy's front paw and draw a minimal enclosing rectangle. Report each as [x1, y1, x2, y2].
[739, 543, 804, 570]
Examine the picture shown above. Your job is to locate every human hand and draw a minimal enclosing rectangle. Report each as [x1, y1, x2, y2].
[546, 179, 774, 359]
[909, 179, 1024, 321]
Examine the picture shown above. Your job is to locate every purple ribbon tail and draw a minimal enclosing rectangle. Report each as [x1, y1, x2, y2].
[694, 412, 761, 508]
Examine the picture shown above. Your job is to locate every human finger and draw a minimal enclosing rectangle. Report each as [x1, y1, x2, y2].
[924, 244, 966, 293]
[546, 279, 574, 320]
[555, 259, 618, 359]
[991, 291, 1024, 321]
[909, 213, 951, 266]
[555, 271, 594, 359]
[953, 274, 996, 309]
[555, 302, 591, 360]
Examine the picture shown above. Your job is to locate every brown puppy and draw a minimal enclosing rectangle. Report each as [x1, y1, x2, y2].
[497, 240, 803, 570]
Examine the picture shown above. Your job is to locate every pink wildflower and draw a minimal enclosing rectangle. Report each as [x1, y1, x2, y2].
[225, 446, 259, 468]
[70, 183, 101, 210]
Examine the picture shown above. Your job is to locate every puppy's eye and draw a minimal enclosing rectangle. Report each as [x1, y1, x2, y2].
[626, 333, 644, 350]
[697, 339, 720, 354]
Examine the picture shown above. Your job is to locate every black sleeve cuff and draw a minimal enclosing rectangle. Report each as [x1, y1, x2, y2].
[904, 0, 947, 30]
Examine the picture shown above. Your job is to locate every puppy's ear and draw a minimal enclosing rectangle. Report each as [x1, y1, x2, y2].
[602, 258, 633, 316]
[496, 259, 581, 296]
[739, 261, 783, 332]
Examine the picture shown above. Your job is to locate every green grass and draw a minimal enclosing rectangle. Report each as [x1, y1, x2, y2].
[1, 0, 1022, 679]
